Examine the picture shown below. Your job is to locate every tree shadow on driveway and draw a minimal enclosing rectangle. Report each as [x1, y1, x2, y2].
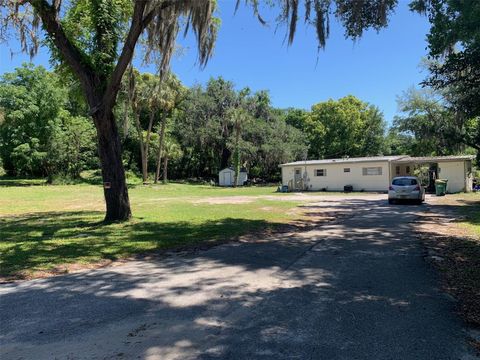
[1, 198, 476, 359]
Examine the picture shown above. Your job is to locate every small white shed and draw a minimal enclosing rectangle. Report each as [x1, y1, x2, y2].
[219, 167, 248, 186]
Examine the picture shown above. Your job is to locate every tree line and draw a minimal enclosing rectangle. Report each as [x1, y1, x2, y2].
[1, 64, 477, 184]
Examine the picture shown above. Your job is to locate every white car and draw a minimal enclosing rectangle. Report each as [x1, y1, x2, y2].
[388, 176, 425, 204]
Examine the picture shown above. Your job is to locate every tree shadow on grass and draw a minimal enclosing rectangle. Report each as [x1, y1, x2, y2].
[0, 177, 47, 187]
[0, 211, 277, 279]
[450, 198, 480, 228]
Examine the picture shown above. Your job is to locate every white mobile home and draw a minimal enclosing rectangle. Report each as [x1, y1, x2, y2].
[280, 155, 474, 193]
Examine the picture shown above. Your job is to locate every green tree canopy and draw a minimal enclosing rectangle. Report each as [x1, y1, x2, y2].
[392, 87, 478, 158]
[171, 77, 307, 180]
[304, 95, 386, 159]
[411, 0, 480, 118]
[0, 64, 96, 178]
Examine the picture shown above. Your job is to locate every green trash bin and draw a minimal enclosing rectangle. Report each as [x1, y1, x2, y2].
[435, 179, 448, 196]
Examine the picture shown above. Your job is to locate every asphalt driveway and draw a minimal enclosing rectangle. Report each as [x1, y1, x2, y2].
[0, 196, 476, 359]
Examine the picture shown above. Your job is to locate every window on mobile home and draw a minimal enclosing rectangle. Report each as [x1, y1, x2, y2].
[362, 167, 382, 176]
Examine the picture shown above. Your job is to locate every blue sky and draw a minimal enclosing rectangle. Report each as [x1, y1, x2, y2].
[0, 1, 430, 124]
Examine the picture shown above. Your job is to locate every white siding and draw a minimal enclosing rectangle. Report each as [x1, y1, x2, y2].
[392, 163, 414, 177]
[282, 161, 390, 191]
[438, 161, 466, 193]
[219, 168, 235, 186]
[237, 171, 248, 185]
[282, 166, 296, 187]
[281, 157, 472, 193]
[219, 168, 248, 186]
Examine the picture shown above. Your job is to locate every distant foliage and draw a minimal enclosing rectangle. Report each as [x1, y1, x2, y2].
[0, 64, 96, 178]
[391, 87, 478, 158]
[169, 77, 308, 181]
[302, 95, 386, 159]
[0, 65, 475, 182]
[410, 0, 480, 119]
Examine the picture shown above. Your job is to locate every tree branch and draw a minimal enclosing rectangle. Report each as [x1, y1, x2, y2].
[103, 1, 148, 110]
[104, 0, 176, 111]
[462, 138, 480, 151]
[28, 0, 97, 104]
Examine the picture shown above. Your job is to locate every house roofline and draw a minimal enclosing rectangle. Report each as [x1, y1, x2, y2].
[279, 156, 407, 167]
[279, 155, 475, 168]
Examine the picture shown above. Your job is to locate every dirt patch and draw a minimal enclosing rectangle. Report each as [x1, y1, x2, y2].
[64, 200, 105, 211]
[192, 196, 255, 205]
[191, 193, 385, 205]
[260, 206, 274, 211]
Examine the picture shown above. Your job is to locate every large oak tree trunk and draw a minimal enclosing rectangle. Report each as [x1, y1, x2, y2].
[92, 109, 131, 222]
[29, 0, 160, 223]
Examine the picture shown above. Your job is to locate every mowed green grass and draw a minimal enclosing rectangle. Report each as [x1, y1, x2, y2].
[453, 193, 480, 237]
[0, 182, 304, 279]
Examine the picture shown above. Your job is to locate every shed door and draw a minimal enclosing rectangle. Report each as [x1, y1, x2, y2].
[294, 168, 302, 190]
[223, 172, 232, 186]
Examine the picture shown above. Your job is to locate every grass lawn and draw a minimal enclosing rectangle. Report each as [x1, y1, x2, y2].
[452, 193, 480, 237]
[0, 182, 311, 279]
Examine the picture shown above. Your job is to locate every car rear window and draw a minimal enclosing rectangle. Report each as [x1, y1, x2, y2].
[392, 178, 418, 186]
